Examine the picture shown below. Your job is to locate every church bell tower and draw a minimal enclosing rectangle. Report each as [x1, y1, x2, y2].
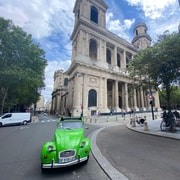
[132, 22, 152, 50]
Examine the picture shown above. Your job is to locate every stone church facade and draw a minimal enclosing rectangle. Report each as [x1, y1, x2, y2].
[51, 0, 160, 116]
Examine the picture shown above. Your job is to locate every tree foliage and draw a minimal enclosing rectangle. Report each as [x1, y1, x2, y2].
[128, 31, 180, 131]
[159, 86, 180, 109]
[0, 17, 47, 114]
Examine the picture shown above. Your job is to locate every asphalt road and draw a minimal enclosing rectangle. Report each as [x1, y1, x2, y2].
[97, 125, 180, 180]
[0, 115, 109, 180]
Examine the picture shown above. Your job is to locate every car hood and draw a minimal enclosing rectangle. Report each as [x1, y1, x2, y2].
[54, 129, 83, 151]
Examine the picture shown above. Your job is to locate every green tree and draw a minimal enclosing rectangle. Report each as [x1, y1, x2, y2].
[128, 31, 180, 131]
[0, 17, 47, 114]
[159, 87, 180, 109]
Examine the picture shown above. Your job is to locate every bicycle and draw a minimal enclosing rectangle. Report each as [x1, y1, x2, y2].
[160, 114, 176, 131]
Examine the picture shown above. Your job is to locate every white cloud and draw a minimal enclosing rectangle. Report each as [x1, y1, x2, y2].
[0, 0, 75, 39]
[126, 0, 177, 19]
[106, 12, 135, 41]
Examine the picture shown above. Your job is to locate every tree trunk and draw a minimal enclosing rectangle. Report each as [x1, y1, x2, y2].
[0, 87, 8, 114]
[166, 86, 176, 132]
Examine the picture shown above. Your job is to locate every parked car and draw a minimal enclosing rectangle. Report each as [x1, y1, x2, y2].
[0, 112, 31, 127]
[41, 117, 91, 170]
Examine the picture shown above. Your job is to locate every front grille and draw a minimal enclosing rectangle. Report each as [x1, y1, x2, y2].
[59, 150, 76, 158]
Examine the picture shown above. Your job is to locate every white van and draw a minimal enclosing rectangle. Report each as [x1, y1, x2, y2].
[0, 112, 31, 127]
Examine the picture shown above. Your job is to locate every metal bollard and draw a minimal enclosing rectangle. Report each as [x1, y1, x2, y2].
[144, 122, 149, 131]
[95, 119, 97, 123]
[90, 119, 92, 123]
[131, 119, 136, 127]
[130, 118, 132, 125]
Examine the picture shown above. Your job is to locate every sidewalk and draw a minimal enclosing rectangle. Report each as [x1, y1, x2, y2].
[127, 118, 180, 140]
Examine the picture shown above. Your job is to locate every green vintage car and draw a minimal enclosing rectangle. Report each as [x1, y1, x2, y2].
[41, 117, 91, 169]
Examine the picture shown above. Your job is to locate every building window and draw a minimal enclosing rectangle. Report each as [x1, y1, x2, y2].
[106, 49, 111, 64]
[64, 78, 68, 86]
[136, 30, 138, 35]
[89, 39, 97, 60]
[90, 6, 98, 24]
[117, 53, 121, 67]
[126, 55, 131, 68]
[88, 89, 97, 107]
[78, 9, 80, 19]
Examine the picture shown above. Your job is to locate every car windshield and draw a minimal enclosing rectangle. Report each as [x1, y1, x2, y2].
[58, 121, 83, 130]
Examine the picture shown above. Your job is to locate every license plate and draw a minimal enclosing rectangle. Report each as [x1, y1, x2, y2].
[59, 157, 75, 163]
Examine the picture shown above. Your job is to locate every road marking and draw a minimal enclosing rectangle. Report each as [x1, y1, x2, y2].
[20, 126, 29, 129]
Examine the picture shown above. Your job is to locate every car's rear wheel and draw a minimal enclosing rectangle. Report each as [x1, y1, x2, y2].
[0, 123, 2, 127]
[23, 120, 28, 125]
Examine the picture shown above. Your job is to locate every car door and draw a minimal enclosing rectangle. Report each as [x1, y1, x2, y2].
[1, 113, 13, 125]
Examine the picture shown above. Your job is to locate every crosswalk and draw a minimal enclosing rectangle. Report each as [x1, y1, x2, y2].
[40, 119, 57, 123]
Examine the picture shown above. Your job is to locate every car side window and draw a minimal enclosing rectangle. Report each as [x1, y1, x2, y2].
[2, 114, 12, 119]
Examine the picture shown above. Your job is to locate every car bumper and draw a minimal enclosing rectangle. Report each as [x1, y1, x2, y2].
[41, 156, 88, 168]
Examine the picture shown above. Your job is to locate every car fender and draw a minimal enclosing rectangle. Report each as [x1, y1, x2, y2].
[41, 142, 57, 163]
[78, 138, 91, 158]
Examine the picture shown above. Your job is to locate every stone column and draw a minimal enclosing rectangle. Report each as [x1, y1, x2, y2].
[114, 80, 120, 111]
[136, 89, 141, 111]
[124, 82, 129, 111]
[103, 78, 108, 111]
[154, 91, 161, 111]
[86, 33, 89, 57]
[133, 89, 138, 111]
[101, 40, 106, 62]
[114, 46, 117, 66]
[83, 74, 88, 115]
[57, 94, 61, 114]
[77, 30, 83, 55]
[112, 81, 115, 109]
[98, 77, 103, 111]
[140, 87, 145, 110]
[73, 74, 82, 112]
[97, 42, 100, 60]
[122, 50, 126, 69]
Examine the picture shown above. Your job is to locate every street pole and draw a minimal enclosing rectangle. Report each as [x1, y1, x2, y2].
[149, 92, 154, 120]
[150, 99, 154, 120]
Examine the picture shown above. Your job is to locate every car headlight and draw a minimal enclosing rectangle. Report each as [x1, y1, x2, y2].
[80, 141, 86, 148]
[48, 145, 54, 152]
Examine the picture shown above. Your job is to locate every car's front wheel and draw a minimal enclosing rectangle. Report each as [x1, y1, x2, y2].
[83, 155, 89, 165]
[0, 123, 2, 127]
[41, 164, 46, 173]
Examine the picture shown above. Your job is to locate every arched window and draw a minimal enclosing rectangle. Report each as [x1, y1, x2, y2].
[106, 49, 111, 64]
[64, 78, 68, 86]
[90, 6, 98, 24]
[117, 53, 121, 67]
[88, 89, 97, 107]
[89, 39, 97, 59]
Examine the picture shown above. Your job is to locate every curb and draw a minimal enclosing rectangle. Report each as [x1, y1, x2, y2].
[90, 128, 129, 180]
[126, 124, 180, 140]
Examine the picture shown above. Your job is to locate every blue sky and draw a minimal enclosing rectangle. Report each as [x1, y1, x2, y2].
[0, 0, 179, 103]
